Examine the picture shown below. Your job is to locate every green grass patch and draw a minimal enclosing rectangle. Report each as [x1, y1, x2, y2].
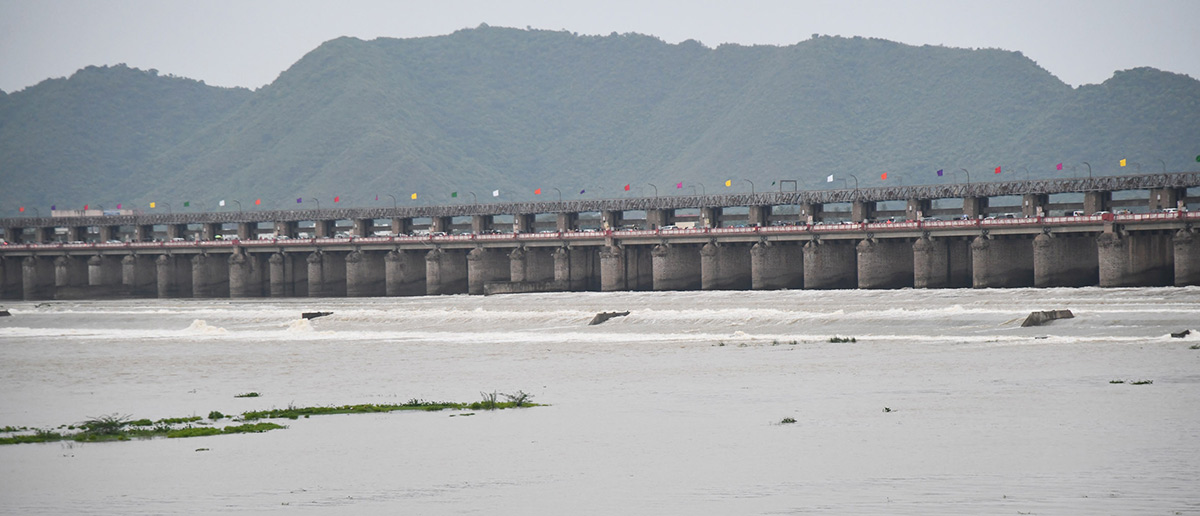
[168, 423, 284, 438]
[780, 417, 797, 424]
[829, 336, 857, 343]
[1130, 380, 1153, 385]
[235, 392, 260, 398]
[1110, 379, 1126, 384]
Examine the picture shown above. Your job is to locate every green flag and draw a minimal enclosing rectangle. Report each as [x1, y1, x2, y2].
[184, 201, 190, 207]
[1195, 154, 1199, 162]
[451, 192, 458, 198]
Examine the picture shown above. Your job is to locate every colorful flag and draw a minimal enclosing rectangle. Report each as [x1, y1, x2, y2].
[937, 169, 944, 176]
[219, 200, 226, 207]
[116, 203, 122, 209]
[84, 204, 89, 210]
[184, 201, 190, 207]
[676, 182, 683, 189]
[534, 188, 542, 195]
[150, 202, 156, 208]
[492, 190, 500, 197]
[994, 166, 1001, 174]
[881, 172, 888, 180]
[411, 193, 417, 200]
[255, 199, 261, 205]
[623, 184, 630, 191]
[579, 189, 586, 194]
[51, 205, 56, 210]
[1196, 155, 1199, 162]
[1120, 159, 1126, 167]
[374, 195, 378, 201]
[826, 175, 834, 183]
[296, 198, 302, 203]
[724, 180, 732, 187]
[334, 196, 340, 203]
[18, 206, 24, 212]
[1056, 163, 1063, 171]
[451, 192, 458, 198]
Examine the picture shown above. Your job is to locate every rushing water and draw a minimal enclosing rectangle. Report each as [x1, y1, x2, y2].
[1, 288, 1198, 515]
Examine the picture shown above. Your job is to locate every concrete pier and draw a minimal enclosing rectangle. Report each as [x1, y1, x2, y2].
[600, 245, 652, 291]
[971, 236, 1033, 288]
[87, 255, 122, 290]
[155, 255, 192, 298]
[306, 251, 346, 297]
[192, 253, 230, 298]
[803, 240, 856, 289]
[1174, 230, 1200, 286]
[55, 256, 87, 290]
[652, 244, 701, 291]
[122, 254, 157, 296]
[856, 238, 913, 289]
[700, 242, 751, 290]
[345, 250, 385, 297]
[554, 246, 600, 291]
[385, 250, 426, 296]
[426, 248, 468, 295]
[750, 241, 803, 290]
[912, 237, 971, 288]
[22, 256, 54, 300]
[1097, 232, 1174, 287]
[509, 247, 554, 283]
[229, 250, 266, 298]
[1032, 233, 1098, 287]
[269, 252, 306, 297]
[467, 248, 511, 295]
[1, 257, 21, 299]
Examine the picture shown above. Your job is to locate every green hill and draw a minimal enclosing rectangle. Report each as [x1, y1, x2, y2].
[2, 26, 1198, 213]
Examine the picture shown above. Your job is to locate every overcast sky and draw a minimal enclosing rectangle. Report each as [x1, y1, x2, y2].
[1, 0, 1197, 94]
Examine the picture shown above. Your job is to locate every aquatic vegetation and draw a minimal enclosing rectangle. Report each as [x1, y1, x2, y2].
[167, 423, 284, 438]
[235, 392, 261, 398]
[780, 417, 797, 424]
[1130, 380, 1153, 385]
[209, 411, 225, 420]
[1110, 380, 1126, 384]
[829, 336, 857, 343]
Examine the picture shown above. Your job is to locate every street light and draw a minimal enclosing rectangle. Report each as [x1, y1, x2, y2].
[697, 182, 705, 195]
[959, 168, 971, 186]
[1082, 162, 1092, 179]
[310, 198, 321, 212]
[386, 194, 397, 211]
[847, 174, 859, 190]
[162, 202, 172, 214]
[233, 200, 243, 213]
[745, 179, 755, 194]
[647, 183, 658, 197]
[1158, 159, 1167, 174]
[552, 187, 562, 202]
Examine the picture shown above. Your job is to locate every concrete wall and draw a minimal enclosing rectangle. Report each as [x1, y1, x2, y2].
[1033, 233, 1098, 287]
[192, 253, 230, 298]
[55, 256, 87, 290]
[913, 237, 971, 289]
[750, 241, 803, 290]
[700, 242, 751, 290]
[467, 247, 511, 295]
[122, 254, 157, 297]
[971, 235, 1034, 288]
[857, 238, 913, 289]
[652, 244, 701, 291]
[156, 254, 192, 298]
[1174, 230, 1200, 287]
[229, 250, 267, 298]
[555, 246, 600, 291]
[803, 240, 856, 289]
[306, 251, 347, 297]
[385, 250, 426, 296]
[22, 256, 55, 300]
[509, 247, 554, 283]
[345, 250, 386, 297]
[269, 252, 306, 297]
[600, 245, 652, 291]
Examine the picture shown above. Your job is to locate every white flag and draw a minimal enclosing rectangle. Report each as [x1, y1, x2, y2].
[826, 174, 834, 183]
[492, 190, 500, 197]
[219, 200, 225, 207]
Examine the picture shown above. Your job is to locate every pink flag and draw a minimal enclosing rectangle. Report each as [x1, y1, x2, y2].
[676, 182, 683, 189]
[116, 203, 122, 209]
[1056, 163, 1063, 170]
[334, 196, 340, 203]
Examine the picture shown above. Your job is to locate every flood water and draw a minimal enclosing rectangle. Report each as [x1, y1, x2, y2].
[1, 288, 1198, 515]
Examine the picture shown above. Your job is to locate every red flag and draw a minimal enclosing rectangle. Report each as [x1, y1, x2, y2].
[334, 196, 340, 203]
[18, 206, 24, 212]
[1056, 163, 1063, 170]
[375, 195, 379, 201]
[84, 204, 89, 210]
[624, 184, 631, 191]
[534, 188, 542, 195]
[881, 172, 888, 180]
[994, 166, 1001, 174]
[255, 199, 261, 205]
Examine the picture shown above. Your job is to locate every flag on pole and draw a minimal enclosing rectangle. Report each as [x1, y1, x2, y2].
[150, 202, 156, 208]
[411, 193, 417, 200]
[580, 189, 586, 194]
[255, 199, 261, 205]
[18, 206, 23, 212]
[534, 188, 542, 195]
[219, 200, 226, 207]
[492, 190, 500, 197]
[826, 175, 834, 182]
[116, 203, 122, 209]
[881, 172, 888, 180]
[184, 201, 190, 207]
[51, 205, 56, 210]
[451, 192, 458, 198]
[296, 198, 302, 203]
[84, 204, 89, 210]
[1120, 159, 1126, 167]
[375, 195, 378, 201]
[1056, 163, 1063, 171]
[725, 180, 732, 187]
[334, 196, 340, 203]
[994, 166, 1001, 174]
[623, 184, 630, 191]
[937, 169, 944, 176]
[676, 182, 683, 189]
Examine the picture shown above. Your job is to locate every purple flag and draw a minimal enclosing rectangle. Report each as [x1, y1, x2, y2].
[51, 205, 56, 210]
[937, 169, 944, 176]
[296, 198, 302, 203]
[579, 189, 586, 194]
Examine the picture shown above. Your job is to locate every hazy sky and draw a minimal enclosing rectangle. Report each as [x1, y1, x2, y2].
[1, 0, 1197, 93]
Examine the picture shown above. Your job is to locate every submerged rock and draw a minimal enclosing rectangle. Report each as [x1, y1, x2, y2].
[1021, 309, 1074, 327]
[588, 311, 630, 325]
[302, 311, 333, 320]
[1170, 329, 1191, 338]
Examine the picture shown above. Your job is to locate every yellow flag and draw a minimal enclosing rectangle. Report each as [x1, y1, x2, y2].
[411, 193, 417, 200]
[150, 202, 156, 208]
[1120, 159, 1126, 167]
[725, 179, 732, 187]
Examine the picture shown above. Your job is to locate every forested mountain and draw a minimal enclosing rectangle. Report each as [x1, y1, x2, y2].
[2, 25, 1198, 212]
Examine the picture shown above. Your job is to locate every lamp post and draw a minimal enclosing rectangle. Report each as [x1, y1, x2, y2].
[647, 183, 658, 197]
[553, 188, 562, 202]
[697, 182, 705, 195]
[1021, 166, 1030, 181]
[162, 202, 171, 214]
[311, 198, 320, 213]
[1082, 162, 1092, 179]
[745, 179, 755, 194]
[847, 174, 858, 190]
[233, 200, 243, 213]
[1158, 159, 1167, 174]
[386, 194, 397, 211]
[469, 192, 477, 204]
[959, 168, 971, 186]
